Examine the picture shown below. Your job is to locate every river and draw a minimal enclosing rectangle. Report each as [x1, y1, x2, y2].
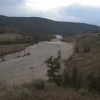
[0, 35, 73, 85]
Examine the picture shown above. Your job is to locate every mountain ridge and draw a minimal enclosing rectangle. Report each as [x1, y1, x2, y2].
[0, 15, 100, 34]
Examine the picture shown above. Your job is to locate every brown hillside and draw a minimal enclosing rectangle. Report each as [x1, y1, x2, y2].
[63, 33, 100, 87]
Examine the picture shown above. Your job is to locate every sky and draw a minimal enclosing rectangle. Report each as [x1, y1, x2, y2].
[0, 0, 100, 26]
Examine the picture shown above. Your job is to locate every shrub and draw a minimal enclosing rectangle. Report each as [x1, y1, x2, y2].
[12, 83, 18, 91]
[67, 88, 75, 92]
[1, 58, 5, 62]
[31, 78, 45, 90]
[0, 80, 8, 92]
[26, 52, 31, 55]
[17, 55, 20, 58]
[46, 82, 58, 89]
[78, 88, 88, 97]
[20, 82, 31, 88]
[12, 88, 32, 99]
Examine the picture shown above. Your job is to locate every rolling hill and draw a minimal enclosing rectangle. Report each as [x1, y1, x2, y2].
[0, 15, 100, 34]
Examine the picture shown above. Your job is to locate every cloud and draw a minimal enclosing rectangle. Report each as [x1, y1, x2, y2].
[0, 0, 26, 7]
[56, 4, 100, 25]
[0, 1, 100, 26]
[25, 0, 100, 11]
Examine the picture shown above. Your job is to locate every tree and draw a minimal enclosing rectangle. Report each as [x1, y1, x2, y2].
[0, 30, 3, 34]
[87, 71, 100, 94]
[84, 46, 87, 52]
[57, 50, 61, 59]
[87, 73, 97, 90]
[62, 70, 71, 88]
[87, 46, 90, 52]
[76, 46, 79, 53]
[45, 56, 61, 85]
[71, 67, 78, 89]
[77, 73, 82, 89]
[84, 46, 90, 52]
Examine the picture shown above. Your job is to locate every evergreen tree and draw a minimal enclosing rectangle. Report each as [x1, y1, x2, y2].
[71, 67, 78, 89]
[62, 70, 71, 88]
[57, 50, 61, 59]
[78, 73, 82, 89]
[45, 56, 61, 85]
[87, 46, 90, 52]
[87, 73, 97, 90]
[76, 46, 79, 53]
[95, 69, 100, 93]
[84, 46, 87, 52]
[0, 30, 3, 34]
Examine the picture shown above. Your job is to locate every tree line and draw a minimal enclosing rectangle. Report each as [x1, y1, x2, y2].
[45, 51, 100, 94]
[76, 46, 90, 53]
[45, 50, 82, 89]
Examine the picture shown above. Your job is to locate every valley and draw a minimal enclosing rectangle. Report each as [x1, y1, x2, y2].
[0, 35, 73, 85]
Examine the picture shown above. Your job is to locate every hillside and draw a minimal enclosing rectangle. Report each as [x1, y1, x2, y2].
[0, 15, 100, 34]
[63, 33, 100, 87]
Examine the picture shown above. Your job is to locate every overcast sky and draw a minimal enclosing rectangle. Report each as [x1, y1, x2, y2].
[0, 0, 100, 26]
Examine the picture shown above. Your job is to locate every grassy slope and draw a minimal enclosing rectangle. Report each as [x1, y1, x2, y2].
[0, 33, 31, 56]
[0, 33, 23, 40]
[63, 33, 100, 87]
[0, 33, 55, 56]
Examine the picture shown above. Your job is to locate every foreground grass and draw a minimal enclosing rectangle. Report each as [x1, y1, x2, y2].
[0, 79, 100, 100]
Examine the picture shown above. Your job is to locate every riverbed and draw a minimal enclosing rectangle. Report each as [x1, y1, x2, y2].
[0, 35, 73, 85]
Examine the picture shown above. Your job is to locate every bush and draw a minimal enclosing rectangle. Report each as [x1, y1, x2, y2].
[26, 52, 31, 55]
[0, 80, 8, 92]
[1, 58, 5, 62]
[31, 78, 45, 90]
[17, 55, 20, 58]
[78, 88, 88, 96]
[12, 88, 32, 99]
[46, 82, 58, 89]
[20, 82, 31, 88]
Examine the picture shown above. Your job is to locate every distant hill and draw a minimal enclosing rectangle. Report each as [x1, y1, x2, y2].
[0, 15, 100, 34]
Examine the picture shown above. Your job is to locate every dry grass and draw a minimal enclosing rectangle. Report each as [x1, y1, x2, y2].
[0, 80, 100, 100]
[0, 33, 23, 40]
[0, 44, 31, 56]
[0, 33, 33, 55]
[0, 33, 55, 56]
